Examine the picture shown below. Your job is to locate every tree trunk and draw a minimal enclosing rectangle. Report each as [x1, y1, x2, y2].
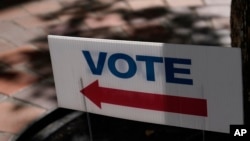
[231, 0, 250, 124]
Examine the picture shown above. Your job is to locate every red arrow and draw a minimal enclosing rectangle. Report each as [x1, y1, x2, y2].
[80, 80, 207, 117]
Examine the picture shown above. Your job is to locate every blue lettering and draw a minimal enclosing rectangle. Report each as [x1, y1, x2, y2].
[165, 58, 193, 85]
[136, 55, 163, 81]
[82, 51, 107, 75]
[108, 53, 136, 79]
[82, 50, 193, 85]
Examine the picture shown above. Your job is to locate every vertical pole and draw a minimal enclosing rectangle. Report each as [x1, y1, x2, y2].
[231, 0, 250, 125]
[80, 78, 94, 141]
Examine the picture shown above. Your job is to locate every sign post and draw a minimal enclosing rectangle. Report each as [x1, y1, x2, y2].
[48, 35, 243, 133]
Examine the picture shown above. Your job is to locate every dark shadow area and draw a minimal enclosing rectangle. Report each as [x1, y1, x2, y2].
[15, 108, 230, 141]
[32, 0, 225, 46]
[0, 0, 33, 9]
[0, 61, 18, 80]
[23, 49, 53, 78]
[31, 79, 56, 100]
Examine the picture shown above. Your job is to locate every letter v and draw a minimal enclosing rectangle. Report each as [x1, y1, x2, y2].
[82, 51, 107, 75]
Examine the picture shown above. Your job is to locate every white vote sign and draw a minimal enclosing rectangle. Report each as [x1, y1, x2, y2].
[48, 35, 243, 133]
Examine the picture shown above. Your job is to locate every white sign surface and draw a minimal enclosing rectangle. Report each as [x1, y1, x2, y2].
[48, 35, 243, 133]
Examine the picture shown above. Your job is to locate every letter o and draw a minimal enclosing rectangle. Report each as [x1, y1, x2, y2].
[108, 53, 136, 78]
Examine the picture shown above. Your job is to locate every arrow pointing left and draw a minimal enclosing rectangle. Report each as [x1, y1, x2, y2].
[80, 80, 207, 117]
